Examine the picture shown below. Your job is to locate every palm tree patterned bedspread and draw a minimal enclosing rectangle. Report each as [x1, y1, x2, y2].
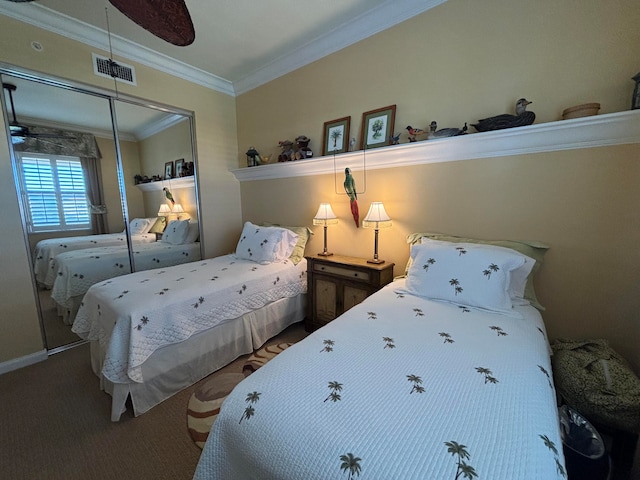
[194, 279, 566, 480]
[72, 254, 307, 384]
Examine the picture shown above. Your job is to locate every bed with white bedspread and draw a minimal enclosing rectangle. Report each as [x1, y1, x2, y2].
[194, 234, 566, 479]
[34, 232, 156, 287]
[50, 241, 201, 324]
[73, 222, 311, 420]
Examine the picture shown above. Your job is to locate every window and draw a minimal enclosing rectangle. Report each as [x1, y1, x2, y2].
[17, 153, 90, 233]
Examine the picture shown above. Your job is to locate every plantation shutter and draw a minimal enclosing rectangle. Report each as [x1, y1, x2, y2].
[19, 154, 90, 232]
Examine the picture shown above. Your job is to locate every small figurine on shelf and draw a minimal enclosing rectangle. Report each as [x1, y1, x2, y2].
[294, 135, 312, 159]
[427, 121, 468, 140]
[278, 140, 295, 162]
[246, 146, 260, 167]
[472, 98, 535, 132]
[405, 125, 428, 142]
[134, 174, 143, 185]
[389, 132, 402, 145]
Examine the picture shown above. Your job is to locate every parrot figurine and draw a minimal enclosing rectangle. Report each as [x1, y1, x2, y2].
[163, 187, 175, 206]
[344, 167, 359, 228]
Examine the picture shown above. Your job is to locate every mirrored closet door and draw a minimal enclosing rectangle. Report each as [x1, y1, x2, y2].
[1, 67, 201, 353]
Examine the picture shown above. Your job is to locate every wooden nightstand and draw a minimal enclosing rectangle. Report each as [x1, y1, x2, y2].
[305, 255, 394, 331]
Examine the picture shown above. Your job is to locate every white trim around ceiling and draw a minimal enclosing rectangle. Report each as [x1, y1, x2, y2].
[0, 2, 235, 96]
[231, 110, 640, 181]
[233, 0, 447, 95]
[0, 0, 446, 97]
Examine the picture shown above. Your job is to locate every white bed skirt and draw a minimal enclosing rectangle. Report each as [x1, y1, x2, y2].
[89, 293, 306, 421]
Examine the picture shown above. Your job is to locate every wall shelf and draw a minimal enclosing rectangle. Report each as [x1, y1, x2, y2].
[135, 176, 195, 191]
[231, 110, 640, 182]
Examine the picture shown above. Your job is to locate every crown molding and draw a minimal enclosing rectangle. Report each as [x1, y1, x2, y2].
[231, 110, 640, 181]
[1, 1, 446, 97]
[233, 0, 447, 95]
[0, 3, 235, 96]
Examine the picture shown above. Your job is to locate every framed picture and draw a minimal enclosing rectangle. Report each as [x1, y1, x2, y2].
[322, 116, 350, 156]
[175, 158, 185, 177]
[359, 104, 396, 150]
[164, 161, 174, 179]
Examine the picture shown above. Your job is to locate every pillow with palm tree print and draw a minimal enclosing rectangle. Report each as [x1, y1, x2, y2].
[235, 222, 298, 264]
[401, 241, 526, 317]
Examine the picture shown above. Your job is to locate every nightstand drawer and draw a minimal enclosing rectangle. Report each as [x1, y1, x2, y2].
[313, 263, 370, 282]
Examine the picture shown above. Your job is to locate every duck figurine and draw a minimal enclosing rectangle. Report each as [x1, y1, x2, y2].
[427, 121, 468, 140]
[472, 98, 535, 132]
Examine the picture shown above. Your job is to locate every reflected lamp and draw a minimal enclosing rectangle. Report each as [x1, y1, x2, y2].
[312, 203, 338, 256]
[158, 204, 171, 216]
[362, 202, 392, 264]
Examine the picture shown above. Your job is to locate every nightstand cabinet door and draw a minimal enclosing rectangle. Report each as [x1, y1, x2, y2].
[305, 255, 394, 331]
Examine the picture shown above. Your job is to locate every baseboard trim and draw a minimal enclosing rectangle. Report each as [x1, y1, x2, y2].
[0, 349, 48, 375]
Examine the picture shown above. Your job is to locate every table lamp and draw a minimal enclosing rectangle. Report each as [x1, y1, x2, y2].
[362, 202, 392, 264]
[313, 203, 338, 256]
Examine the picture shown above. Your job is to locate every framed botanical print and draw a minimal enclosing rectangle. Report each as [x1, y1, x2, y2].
[175, 158, 185, 177]
[164, 161, 174, 179]
[359, 105, 396, 150]
[322, 116, 351, 156]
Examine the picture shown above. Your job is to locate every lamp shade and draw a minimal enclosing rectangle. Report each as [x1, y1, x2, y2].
[158, 203, 172, 216]
[313, 203, 338, 226]
[362, 202, 392, 229]
[172, 203, 185, 214]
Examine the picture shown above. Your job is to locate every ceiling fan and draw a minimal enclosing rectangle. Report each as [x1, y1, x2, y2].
[2, 82, 72, 145]
[2, 0, 195, 46]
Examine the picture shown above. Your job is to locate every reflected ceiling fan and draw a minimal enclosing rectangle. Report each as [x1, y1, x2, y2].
[2, 82, 71, 145]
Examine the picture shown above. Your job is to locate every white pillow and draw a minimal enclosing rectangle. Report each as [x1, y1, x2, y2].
[235, 222, 298, 264]
[162, 219, 190, 245]
[401, 240, 526, 316]
[184, 222, 200, 243]
[420, 237, 535, 303]
[129, 217, 156, 235]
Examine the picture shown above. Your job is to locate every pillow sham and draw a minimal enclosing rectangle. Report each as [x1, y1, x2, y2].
[162, 219, 190, 245]
[148, 216, 168, 234]
[129, 217, 156, 235]
[405, 232, 549, 310]
[262, 223, 313, 265]
[235, 222, 298, 264]
[419, 237, 535, 303]
[184, 222, 200, 243]
[400, 241, 526, 316]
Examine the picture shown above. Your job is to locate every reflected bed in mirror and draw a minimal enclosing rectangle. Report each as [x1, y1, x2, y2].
[1, 68, 202, 353]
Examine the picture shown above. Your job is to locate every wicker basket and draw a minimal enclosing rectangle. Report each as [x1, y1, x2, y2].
[562, 103, 600, 120]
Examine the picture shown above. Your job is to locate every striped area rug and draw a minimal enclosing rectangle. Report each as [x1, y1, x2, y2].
[187, 342, 294, 448]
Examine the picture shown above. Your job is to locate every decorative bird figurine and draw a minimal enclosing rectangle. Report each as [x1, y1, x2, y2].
[163, 187, 175, 206]
[343, 167, 359, 228]
[427, 121, 468, 140]
[405, 125, 427, 142]
[389, 132, 402, 145]
[472, 98, 535, 132]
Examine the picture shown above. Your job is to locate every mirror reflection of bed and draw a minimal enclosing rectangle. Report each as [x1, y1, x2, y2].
[2, 72, 201, 353]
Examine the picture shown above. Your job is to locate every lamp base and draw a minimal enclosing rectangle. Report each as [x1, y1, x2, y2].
[367, 258, 385, 264]
[318, 252, 334, 256]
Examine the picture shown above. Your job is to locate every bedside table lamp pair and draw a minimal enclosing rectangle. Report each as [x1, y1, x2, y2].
[313, 202, 392, 264]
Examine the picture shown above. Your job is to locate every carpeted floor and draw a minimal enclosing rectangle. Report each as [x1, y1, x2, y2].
[0, 321, 308, 480]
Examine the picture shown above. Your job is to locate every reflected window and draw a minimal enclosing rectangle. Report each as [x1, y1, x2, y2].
[17, 152, 90, 232]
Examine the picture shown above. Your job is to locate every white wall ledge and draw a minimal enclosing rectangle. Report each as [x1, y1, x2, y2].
[231, 110, 640, 182]
[135, 176, 194, 191]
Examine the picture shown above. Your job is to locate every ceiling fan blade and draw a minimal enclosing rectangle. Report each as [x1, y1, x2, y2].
[108, 0, 195, 47]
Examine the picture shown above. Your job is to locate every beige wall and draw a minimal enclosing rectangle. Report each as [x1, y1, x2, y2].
[0, 16, 241, 364]
[236, 0, 640, 372]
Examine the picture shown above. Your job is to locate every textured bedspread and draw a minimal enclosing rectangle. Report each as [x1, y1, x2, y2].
[50, 241, 201, 310]
[35, 233, 156, 287]
[194, 279, 565, 480]
[73, 255, 307, 384]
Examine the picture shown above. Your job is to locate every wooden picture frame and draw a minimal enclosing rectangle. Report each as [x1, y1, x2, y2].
[359, 104, 396, 150]
[322, 116, 351, 156]
[175, 158, 185, 177]
[164, 161, 174, 179]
